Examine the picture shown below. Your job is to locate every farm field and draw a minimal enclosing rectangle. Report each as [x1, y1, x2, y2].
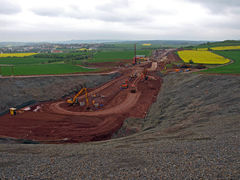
[0, 49, 152, 76]
[0, 53, 37, 57]
[211, 46, 240, 51]
[88, 50, 151, 63]
[0, 51, 95, 76]
[0, 64, 95, 76]
[0, 57, 51, 65]
[177, 50, 230, 64]
[196, 46, 240, 51]
[196, 48, 208, 51]
[194, 40, 240, 49]
[201, 51, 240, 74]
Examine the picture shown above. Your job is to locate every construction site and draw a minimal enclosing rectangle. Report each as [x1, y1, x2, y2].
[0, 48, 239, 179]
[0, 49, 177, 143]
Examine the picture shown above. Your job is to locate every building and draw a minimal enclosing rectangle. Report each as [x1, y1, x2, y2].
[51, 50, 63, 53]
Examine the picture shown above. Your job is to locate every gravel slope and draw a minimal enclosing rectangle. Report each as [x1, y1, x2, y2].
[0, 73, 239, 179]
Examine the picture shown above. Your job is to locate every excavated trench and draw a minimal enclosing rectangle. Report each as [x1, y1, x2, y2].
[0, 50, 183, 144]
[0, 62, 164, 143]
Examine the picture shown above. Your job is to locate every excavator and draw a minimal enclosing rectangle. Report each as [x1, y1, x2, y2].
[130, 84, 136, 93]
[120, 80, 129, 89]
[67, 88, 89, 106]
[141, 68, 148, 80]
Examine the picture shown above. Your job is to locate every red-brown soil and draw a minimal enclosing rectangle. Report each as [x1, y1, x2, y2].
[0, 62, 162, 143]
[166, 51, 182, 62]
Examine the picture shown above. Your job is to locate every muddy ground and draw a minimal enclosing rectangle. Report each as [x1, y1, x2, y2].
[0, 72, 239, 179]
[0, 73, 120, 115]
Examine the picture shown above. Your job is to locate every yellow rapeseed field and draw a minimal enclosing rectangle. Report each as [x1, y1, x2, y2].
[178, 50, 230, 64]
[0, 53, 37, 58]
[211, 46, 240, 50]
[142, 44, 152, 46]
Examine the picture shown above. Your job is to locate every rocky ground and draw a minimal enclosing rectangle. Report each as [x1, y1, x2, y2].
[0, 72, 239, 179]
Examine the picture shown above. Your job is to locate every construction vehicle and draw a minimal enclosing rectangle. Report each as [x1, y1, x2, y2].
[130, 84, 136, 93]
[67, 88, 89, 106]
[132, 57, 137, 65]
[120, 80, 128, 89]
[141, 68, 148, 80]
[129, 73, 137, 81]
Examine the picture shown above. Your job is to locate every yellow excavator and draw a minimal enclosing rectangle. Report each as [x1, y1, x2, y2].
[67, 88, 89, 106]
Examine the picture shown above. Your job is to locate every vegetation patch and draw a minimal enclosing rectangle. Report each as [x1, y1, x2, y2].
[0, 57, 51, 65]
[0, 64, 95, 76]
[200, 51, 240, 74]
[192, 40, 240, 49]
[87, 50, 151, 63]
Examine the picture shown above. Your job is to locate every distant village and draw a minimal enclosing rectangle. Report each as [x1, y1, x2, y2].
[0, 43, 103, 54]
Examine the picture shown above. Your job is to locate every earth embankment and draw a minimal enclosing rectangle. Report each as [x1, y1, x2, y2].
[114, 73, 240, 138]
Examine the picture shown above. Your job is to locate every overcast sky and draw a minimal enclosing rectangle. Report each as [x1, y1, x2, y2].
[0, 0, 240, 42]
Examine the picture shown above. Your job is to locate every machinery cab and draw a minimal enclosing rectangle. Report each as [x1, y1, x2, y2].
[67, 88, 89, 106]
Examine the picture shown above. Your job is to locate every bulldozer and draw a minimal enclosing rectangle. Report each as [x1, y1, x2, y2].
[67, 88, 89, 106]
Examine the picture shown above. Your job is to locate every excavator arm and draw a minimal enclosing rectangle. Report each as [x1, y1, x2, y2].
[67, 88, 89, 105]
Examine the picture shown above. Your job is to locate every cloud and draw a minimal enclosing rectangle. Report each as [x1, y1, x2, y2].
[187, 0, 240, 13]
[0, 29, 142, 42]
[32, 7, 65, 17]
[92, 11, 151, 23]
[97, 0, 129, 12]
[32, 2, 150, 24]
[1, 0, 240, 41]
[0, 0, 21, 15]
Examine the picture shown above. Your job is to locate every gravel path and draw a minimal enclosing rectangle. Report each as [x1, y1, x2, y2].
[0, 133, 239, 179]
[0, 73, 239, 179]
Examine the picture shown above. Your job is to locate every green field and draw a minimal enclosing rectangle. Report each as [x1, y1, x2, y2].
[0, 57, 52, 65]
[0, 51, 94, 76]
[88, 50, 151, 63]
[0, 49, 152, 76]
[0, 64, 95, 76]
[189, 40, 240, 49]
[201, 51, 240, 74]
